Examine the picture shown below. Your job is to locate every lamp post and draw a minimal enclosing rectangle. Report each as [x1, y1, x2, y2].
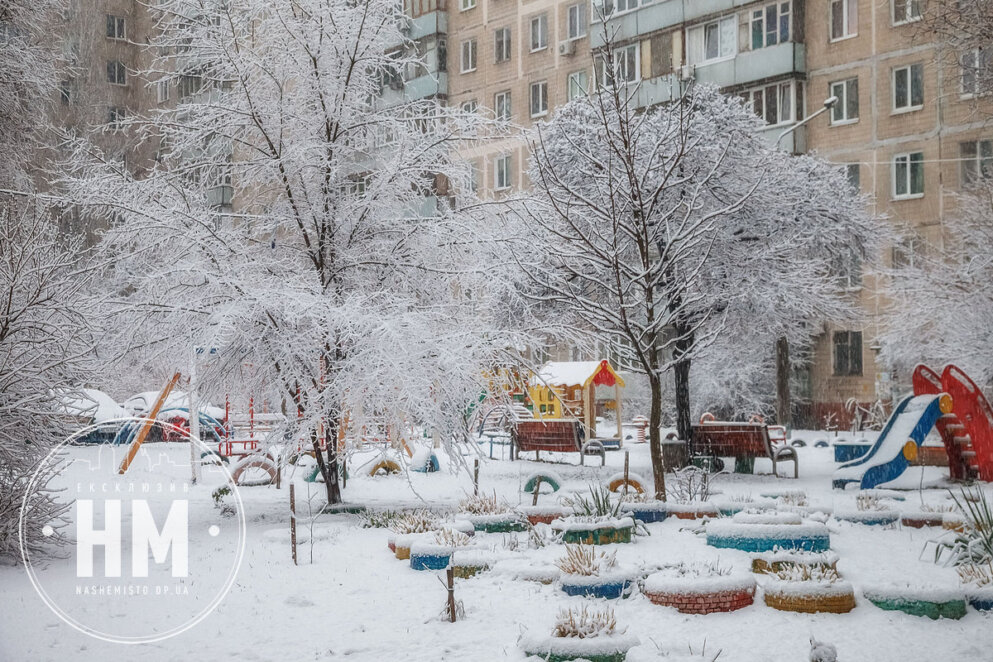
[771, 96, 838, 434]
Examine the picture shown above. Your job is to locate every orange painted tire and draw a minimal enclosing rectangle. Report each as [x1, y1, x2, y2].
[231, 457, 277, 486]
[700, 412, 716, 423]
[369, 460, 401, 476]
[607, 477, 645, 494]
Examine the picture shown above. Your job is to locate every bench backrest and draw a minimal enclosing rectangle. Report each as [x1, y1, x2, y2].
[690, 423, 772, 458]
[514, 419, 584, 453]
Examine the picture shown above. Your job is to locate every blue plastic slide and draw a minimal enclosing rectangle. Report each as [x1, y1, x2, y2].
[832, 394, 948, 489]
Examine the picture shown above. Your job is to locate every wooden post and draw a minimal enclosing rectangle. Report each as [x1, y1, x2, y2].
[473, 458, 479, 496]
[342, 458, 347, 489]
[446, 567, 456, 623]
[119, 372, 182, 474]
[276, 456, 282, 490]
[290, 483, 298, 566]
[532, 476, 542, 506]
[623, 450, 630, 497]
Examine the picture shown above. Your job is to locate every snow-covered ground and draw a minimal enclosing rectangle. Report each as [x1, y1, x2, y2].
[2, 435, 991, 662]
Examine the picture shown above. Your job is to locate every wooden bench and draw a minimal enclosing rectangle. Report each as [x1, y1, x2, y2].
[690, 422, 797, 478]
[512, 419, 604, 465]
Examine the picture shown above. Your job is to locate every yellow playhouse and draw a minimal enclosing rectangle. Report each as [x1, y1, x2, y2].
[527, 360, 625, 443]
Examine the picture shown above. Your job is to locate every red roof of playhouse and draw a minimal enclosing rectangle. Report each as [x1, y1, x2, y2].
[533, 360, 625, 389]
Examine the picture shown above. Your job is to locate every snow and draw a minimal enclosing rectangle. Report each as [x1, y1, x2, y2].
[2, 440, 992, 662]
[519, 632, 640, 657]
[533, 361, 610, 388]
[57, 388, 128, 424]
[706, 522, 830, 540]
[761, 578, 855, 598]
[643, 571, 756, 595]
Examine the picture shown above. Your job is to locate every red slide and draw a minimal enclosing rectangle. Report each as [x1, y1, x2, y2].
[912, 364, 993, 481]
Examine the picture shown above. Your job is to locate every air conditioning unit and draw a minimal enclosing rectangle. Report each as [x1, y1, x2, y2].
[559, 40, 576, 56]
[679, 64, 695, 81]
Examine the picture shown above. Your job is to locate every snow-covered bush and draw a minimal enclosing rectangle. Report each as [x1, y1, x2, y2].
[569, 484, 624, 519]
[458, 492, 512, 516]
[433, 529, 472, 548]
[554, 544, 618, 577]
[668, 466, 719, 503]
[389, 510, 440, 535]
[935, 488, 993, 567]
[551, 605, 621, 639]
[767, 562, 842, 584]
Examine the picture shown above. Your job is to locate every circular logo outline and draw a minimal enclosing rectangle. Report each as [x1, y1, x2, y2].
[18, 417, 248, 645]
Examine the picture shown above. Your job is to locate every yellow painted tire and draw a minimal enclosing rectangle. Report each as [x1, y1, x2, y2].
[902, 441, 918, 462]
[370, 460, 402, 477]
[607, 477, 645, 494]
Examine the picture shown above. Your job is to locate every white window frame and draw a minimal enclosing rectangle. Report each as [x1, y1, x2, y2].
[829, 0, 857, 42]
[495, 27, 511, 63]
[494, 90, 511, 121]
[829, 77, 858, 125]
[960, 139, 993, 187]
[604, 43, 640, 86]
[567, 3, 587, 40]
[494, 154, 512, 191]
[530, 81, 549, 118]
[687, 16, 737, 66]
[567, 70, 589, 100]
[893, 151, 925, 199]
[107, 60, 127, 86]
[108, 106, 126, 131]
[106, 15, 126, 40]
[460, 0, 476, 11]
[530, 14, 548, 52]
[961, 48, 989, 97]
[743, 80, 799, 126]
[750, 2, 791, 50]
[892, 63, 924, 112]
[598, 0, 639, 18]
[892, 0, 922, 26]
[460, 99, 478, 114]
[460, 39, 477, 73]
[156, 78, 170, 104]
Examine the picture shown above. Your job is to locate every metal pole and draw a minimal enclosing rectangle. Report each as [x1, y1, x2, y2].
[290, 483, 297, 566]
[189, 349, 200, 485]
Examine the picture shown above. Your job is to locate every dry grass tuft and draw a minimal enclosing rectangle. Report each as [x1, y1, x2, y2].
[459, 491, 511, 515]
[767, 561, 841, 583]
[388, 510, 439, 534]
[554, 544, 618, 576]
[552, 605, 620, 639]
[433, 529, 473, 547]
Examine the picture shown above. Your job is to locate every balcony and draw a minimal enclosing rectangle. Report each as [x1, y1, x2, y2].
[693, 42, 805, 89]
[592, 0, 762, 47]
[380, 71, 448, 106]
[403, 0, 447, 40]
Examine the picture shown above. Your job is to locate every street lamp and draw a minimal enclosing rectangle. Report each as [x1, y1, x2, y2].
[771, 96, 838, 434]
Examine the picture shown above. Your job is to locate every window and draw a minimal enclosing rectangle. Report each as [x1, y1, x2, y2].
[106, 60, 127, 86]
[460, 99, 478, 114]
[494, 90, 511, 120]
[833, 251, 862, 290]
[960, 139, 993, 186]
[460, 39, 477, 73]
[751, 2, 791, 50]
[568, 3, 587, 40]
[156, 79, 170, 103]
[893, 152, 924, 198]
[830, 0, 857, 41]
[59, 79, 74, 106]
[604, 43, 640, 86]
[892, 0, 922, 25]
[830, 78, 859, 124]
[892, 235, 926, 268]
[893, 63, 924, 111]
[494, 154, 512, 190]
[961, 48, 990, 96]
[530, 81, 548, 117]
[743, 81, 798, 125]
[687, 16, 736, 65]
[460, 0, 475, 10]
[106, 15, 126, 40]
[833, 331, 863, 376]
[530, 14, 548, 52]
[495, 27, 511, 63]
[108, 107, 126, 131]
[179, 74, 203, 98]
[567, 70, 588, 100]
[846, 163, 860, 191]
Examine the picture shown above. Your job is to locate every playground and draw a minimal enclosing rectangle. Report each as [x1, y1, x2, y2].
[5, 361, 993, 661]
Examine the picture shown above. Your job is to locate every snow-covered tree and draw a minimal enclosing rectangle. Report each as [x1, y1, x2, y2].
[0, 197, 99, 560]
[0, 0, 59, 189]
[880, 182, 993, 387]
[61, 0, 523, 504]
[921, 0, 993, 101]
[515, 68, 880, 497]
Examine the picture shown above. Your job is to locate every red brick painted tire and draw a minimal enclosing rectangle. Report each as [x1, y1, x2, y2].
[643, 574, 756, 614]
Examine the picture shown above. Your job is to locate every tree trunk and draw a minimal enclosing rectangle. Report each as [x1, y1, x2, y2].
[647, 374, 667, 501]
[673, 322, 694, 454]
[775, 335, 792, 431]
[323, 417, 342, 505]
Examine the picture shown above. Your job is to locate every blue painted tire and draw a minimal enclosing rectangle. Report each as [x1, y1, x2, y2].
[410, 552, 451, 571]
[561, 579, 631, 599]
[835, 512, 900, 526]
[707, 534, 829, 553]
[623, 506, 668, 523]
[969, 596, 993, 612]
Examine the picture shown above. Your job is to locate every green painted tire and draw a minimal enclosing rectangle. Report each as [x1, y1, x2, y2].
[523, 473, 561, 494]
[868, 596, 966, 620]
[560, 525, 633, 545]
